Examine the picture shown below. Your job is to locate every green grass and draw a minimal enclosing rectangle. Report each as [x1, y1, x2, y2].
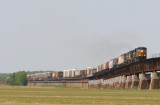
[0, 86, 160, 105]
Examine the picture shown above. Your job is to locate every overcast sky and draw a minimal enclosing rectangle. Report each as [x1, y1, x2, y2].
[0, 0, 160, 73]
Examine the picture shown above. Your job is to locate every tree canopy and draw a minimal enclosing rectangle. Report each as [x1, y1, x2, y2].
[7, 71, 28, 86]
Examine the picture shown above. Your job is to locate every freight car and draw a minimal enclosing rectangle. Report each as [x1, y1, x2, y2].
[86, 67, 96, 77]
[63, 69, 76, 78]
[27, 72, 53, 81]
[27, 68, 96, 81]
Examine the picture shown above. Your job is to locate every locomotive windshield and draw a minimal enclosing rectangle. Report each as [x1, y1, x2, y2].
[136, 47, 147, 51]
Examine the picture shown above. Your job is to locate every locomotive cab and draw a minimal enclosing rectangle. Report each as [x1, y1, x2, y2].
[135, 47, 147, 60]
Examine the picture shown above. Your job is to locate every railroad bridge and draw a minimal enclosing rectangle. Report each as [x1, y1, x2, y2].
[88, 57, 160, 90]
[28, 57, 160, 90]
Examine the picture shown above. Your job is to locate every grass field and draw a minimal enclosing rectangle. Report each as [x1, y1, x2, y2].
[0, 85, 160, 105]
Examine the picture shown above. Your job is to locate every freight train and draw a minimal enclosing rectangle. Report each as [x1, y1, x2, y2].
[27, 47, 147, 81]
[27, 68, 96, 81]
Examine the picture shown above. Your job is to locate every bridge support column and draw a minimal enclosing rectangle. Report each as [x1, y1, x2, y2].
[104, 79, 109, 88]
[119, 75, 126, 89]
[118, 76, 122, 89]
[97, 79, 103, 89]
[131, 75, 139, 89]
[108, 78, 113, 88]
[102, 79, 108, 88]
[111, 78, 115, 88]
[138, 73, 149, 90]
[114, 77, 119, 89]
[149, 72, 159, 90]
[101, 79, 103, 89]
[125, 76, 132, 89]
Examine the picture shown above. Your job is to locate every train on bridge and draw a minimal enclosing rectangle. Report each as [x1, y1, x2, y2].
[27, 47, 147, 81]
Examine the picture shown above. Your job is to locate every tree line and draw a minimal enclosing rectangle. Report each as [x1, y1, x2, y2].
[6, 71, 28, 86]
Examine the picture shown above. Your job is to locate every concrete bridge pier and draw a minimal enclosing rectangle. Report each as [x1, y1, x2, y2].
[96, 79, 103, 89]
[149, 72, 159, 89]
[111, 78, 115, 88]
[107, 79, 110, 88]
[88, 80, 96, 89]
[114, 77, 120, 89]
[102, 79, 107, 88]
[97, 83, 101, 89]
[138, 73, 149, 90]
[106, 79, 110, 88]
[131, 75, 139, 89]
[158, 72, 160, 88]
[117, 76, 122, 89]
[100, 79, 104, 89]
[108, 78, 113, 88]
[119, 75, 126, 89]
[121, 75, 127, 89]
[104, 79, 109, 88]
[125, 76, 132, 89]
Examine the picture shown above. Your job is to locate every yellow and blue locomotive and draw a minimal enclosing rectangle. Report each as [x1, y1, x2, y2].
[125, 47, 147, 63]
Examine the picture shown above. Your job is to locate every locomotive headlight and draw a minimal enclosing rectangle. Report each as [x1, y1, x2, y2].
[141, 50, 143, 52]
